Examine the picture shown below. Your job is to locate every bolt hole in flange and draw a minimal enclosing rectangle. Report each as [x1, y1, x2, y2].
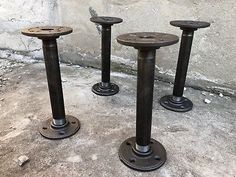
[41, 28, 54, 31]
[59, 131, 65, 135]
[139, 35, 155, 39]
[71, 121, 76, 124]
[129, 158, 136, 163]
[154, 155, 161, 160]
[126, 142, 131, 146]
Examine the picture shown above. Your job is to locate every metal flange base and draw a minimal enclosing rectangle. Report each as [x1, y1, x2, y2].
[118, 137, 166, 172]
[39, 115, 80, 140]
[92, 82, 119, 96]
[160, 95, 193, 112]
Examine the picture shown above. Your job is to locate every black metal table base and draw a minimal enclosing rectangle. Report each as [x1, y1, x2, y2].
[90, 16, 123, 96]
[160, 20, 210, 113]
[118, 137, 166, 172]
[39, 115, 80, 140]
[22, 26, 81, 140]
[117, 32, 179, 172]
[92, 82, 119, 96]
[160, 95, 193, 112]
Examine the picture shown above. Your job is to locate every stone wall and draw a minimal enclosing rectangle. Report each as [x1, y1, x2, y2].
[0, 0, 236, 95]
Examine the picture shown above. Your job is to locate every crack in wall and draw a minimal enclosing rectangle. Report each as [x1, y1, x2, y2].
[89, 7, 101, 35]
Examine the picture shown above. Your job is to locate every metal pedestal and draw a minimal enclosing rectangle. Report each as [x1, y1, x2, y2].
[21, 26, 80, 139]
[117, 32, 179, 171]
[90, 16, 123, 96]
[160, 20, 210, 112]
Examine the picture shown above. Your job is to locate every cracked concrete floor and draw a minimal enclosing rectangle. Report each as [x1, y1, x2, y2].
[0, 58, 235, 177]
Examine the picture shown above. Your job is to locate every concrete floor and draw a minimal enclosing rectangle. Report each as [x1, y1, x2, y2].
[0, 58, 235, 177]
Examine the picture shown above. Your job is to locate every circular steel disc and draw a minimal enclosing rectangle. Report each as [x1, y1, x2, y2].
[117, 32, 179, 48]
[170, 20, 210, 29]
[160, 95, 193, 112]
[39, 115, 80, 140]
[21, 26, 73, 38]
[90, 16, 123, 25]
[118, 137, 166, 172]
[92, 82, 119, 96]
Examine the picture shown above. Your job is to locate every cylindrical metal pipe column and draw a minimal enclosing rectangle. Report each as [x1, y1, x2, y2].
[160, 20, 210, 112]
[101, 26, 111, 84]
[42, 39, 66, 127]
[136, 49, 156, 152]
[173, 30, 194, 97]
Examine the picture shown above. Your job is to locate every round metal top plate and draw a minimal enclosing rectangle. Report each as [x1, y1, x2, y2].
[21, 26, 73, 38]
[90, 16, 123, 25]
[170, 20, 210, 29]
[117, 32, 179, 48]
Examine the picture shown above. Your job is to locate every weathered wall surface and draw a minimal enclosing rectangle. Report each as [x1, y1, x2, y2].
[0, 0, 236, 95]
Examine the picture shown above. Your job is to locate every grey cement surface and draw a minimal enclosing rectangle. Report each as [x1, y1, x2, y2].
[0, 58, 235, 177]
[1, 0, 236, 95]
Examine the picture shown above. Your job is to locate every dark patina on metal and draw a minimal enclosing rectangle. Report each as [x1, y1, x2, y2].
[117, 32, 179, 171]
[21, 26, 80, 140]
[90, 16, 123, 96]
[160, 20, 210, 112]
